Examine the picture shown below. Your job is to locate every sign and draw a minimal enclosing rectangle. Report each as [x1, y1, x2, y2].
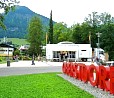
[62, 62, 114, 94]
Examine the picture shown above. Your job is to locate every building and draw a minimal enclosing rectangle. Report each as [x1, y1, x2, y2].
[0, 43, 16, 56]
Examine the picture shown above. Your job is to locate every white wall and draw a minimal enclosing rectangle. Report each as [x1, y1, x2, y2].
[0, 47, 14, 56]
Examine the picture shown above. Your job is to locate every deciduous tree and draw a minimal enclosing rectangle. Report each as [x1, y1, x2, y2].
[53, 22, 71, 43]
[0, 0, 19, 29]
[100, 23, 114, 60]
[27, 15, 43, 56]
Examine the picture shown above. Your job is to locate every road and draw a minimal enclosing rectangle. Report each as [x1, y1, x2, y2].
[0, 60, 96, 77]
[0, 61, 63, 76]
[0, 66, 62, 76]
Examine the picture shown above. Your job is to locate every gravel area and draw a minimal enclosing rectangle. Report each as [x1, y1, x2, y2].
[58, 74, 114, 98]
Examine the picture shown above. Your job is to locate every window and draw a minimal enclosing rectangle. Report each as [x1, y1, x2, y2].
[81, 50, 86, 51]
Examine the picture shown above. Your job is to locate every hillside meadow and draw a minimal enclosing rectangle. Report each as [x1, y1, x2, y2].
[0, 38, 29, 46]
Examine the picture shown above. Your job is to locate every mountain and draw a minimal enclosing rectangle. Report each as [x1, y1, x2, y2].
[0, 6, 51, 38]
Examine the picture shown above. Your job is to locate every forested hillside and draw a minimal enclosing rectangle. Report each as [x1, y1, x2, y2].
[0, 6, 50, 38]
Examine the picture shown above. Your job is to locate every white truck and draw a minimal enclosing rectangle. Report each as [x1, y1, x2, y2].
[78, 46, 92, 62]
[46, 42, 92, 62]
[93, 48, 105, 62]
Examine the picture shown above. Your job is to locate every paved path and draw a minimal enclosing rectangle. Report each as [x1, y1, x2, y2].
[0, 61, 63, 76]
[0, 61, 63, 68]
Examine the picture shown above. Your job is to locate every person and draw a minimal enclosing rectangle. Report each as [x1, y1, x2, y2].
[13, 56, 15, 60]
[38, 55, 40, 61]
[15, 55, 18, 62]
[31, 54, 35, 65]
[65, 52, 68, 61]
[95, 57, 100, 65]
[60, 52, 65, 61]
[61, 53, 63, 61]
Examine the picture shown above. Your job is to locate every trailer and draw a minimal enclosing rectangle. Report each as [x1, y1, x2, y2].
[46, 41, 92, 62]
[78, 45, 92, 61]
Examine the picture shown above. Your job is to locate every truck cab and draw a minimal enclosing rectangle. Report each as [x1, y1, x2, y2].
[94, 48, 105, 62]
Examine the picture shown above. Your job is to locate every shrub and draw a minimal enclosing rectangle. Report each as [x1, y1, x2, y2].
[0, 57, 2, 62]
[22, 56, 32, 60]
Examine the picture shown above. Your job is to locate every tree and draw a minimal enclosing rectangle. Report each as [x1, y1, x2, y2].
[71, 23, 92, 44]
[27, 15, 43, 56]
[53, 22, 71, 43]
[13, 49, 20, 56]
[0, 0, 19, 29]
[99, 12, 113, 24]
[84, 12, 102, 47]
[100, 23, 114, 60]
[71, 23, 82, 43]
[48, 10, 53, 44]
[80, 22, 92, 44]
[84, 12, 114, 48]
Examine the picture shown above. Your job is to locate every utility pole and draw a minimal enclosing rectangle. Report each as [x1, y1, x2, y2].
[89, 32, 91, 47]
[46, 32, 48, 45]
[96, 32, 102, 60]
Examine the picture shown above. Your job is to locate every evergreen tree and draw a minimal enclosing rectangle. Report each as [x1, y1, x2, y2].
[48, 10, 53, 44]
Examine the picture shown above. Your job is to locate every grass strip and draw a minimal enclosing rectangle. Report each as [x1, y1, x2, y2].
[0, 72, 94, 98]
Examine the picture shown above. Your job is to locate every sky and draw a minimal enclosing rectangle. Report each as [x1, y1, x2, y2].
[19, 0, 114, 27]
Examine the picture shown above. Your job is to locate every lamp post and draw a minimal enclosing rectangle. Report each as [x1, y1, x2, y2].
[96, 32, 102, 60]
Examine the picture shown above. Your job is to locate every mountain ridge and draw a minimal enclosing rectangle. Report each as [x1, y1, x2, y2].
[0, 6, 51, 38]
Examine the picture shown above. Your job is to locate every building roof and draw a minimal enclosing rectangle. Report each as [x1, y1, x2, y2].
[0, 43, 16, 49]
[57, 41, 74, 44]
[19, 45, 30, 50]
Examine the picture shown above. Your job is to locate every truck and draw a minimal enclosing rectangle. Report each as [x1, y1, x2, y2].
[93, 48, 105, 62]
[46, 42, 92, 62]
[78, 46, 92, 62]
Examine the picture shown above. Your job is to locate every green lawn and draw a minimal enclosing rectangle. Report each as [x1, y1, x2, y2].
[0, 73, 94, 98]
